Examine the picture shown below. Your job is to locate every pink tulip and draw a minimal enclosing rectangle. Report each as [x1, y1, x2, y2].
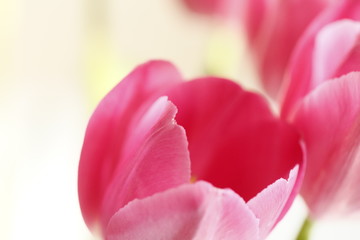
[180, 0, 336, 98]
[239, 0, 338, 98]
[78, 61, 304, 239]
[278, 5, 360, 218]
[292, 72, 360, 219]
[280, 0, 360, 119]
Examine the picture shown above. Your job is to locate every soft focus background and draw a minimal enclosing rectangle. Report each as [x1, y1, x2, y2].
[1, 0, 360, 239]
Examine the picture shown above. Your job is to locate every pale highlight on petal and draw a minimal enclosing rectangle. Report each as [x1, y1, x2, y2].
[312, 20, 360, 87]
[248, 165, 301, 238]
[280, 0, 360, 118]
[293, 72, 360, 218]
[106, 181, 260, 240]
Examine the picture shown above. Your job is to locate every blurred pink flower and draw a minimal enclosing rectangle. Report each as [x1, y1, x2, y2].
[78, 61, 304, 239]
[237, 0, 337, 98]
[281, 0, 360, 118]
[279, 1, 360, 218]
[180, 0, 337, 98]
[293, 72, 360, 219]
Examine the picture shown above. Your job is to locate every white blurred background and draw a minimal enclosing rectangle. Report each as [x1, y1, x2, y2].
[1, 0, 359, 239]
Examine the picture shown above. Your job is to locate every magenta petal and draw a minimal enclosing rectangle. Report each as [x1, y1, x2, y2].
[106, 181, 260, 240]
[248, 165, 301, 238]
[78, 61, 184, 230]
[101, 97, 190, 230]
[166, 77, 304, 202]
[293, 72, 360, 218]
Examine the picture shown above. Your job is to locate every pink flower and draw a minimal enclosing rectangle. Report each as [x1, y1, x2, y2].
[280, 0, 360, 119]
[238, 0, 337, 98]
[292, 73, 360, 219]
[180, 0, 336, 98]
[78, 61, 304, 239]
[279, 2, 360, 218]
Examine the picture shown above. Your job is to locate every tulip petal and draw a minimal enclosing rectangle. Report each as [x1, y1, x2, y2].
[247, 0, 332, 97]
[106, 181, 260, 240]
[293, 72, 360, 218]
[248, 165, 301, 238]
[166, 77, 303, 202]
[78, 61, 184, 229]
[281, 0, 360, 118]
[101, 97, 190, 230]
[312, 20, 360, 86]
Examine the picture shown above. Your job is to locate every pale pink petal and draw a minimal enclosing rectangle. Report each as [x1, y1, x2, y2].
[78, 61, 184, 229]
[166, 77, 304, 202]
[248, 165, 302, 238]
[106, 181, 260, 240]
[280, 0, 360, 118]
[293, 72, 360, 218]
[312, 20, 360, 86]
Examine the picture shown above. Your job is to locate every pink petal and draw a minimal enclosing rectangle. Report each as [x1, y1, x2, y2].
[180, 0, 241, 20]
[280, 0, 360, 119]
[244, 0, 334, 98]
[78, 61, 184, 230]
[248, 165, 302, 238]
[312, 20, 360, 86]
[101, 97, 190, 230]
[106, 181, 260, 240]
[166, 77, 304, 202]
[181, 0, 222, 15]
[293, 72, 360, 218]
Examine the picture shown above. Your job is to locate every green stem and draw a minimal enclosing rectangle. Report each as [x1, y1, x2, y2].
[296, 216, 313, 240]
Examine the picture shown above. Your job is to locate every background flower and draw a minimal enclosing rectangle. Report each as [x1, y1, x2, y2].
[279, 17, 360, 220]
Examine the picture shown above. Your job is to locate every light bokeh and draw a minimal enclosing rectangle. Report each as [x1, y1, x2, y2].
[1, 0, 359, 239]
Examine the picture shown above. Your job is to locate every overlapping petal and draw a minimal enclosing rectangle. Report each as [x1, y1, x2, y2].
[276, 0, 360, 220]
[78, 61, 184, 229]
[311, 20, 360, 86]
[280, 1, 360, 118]
[248, 166, 302, 239]
[292, 73, 360, 218]
[106, 168, 302, 240]
[106, 181, 260, 240]
[241, 0, 335, 98]
[101, 97, 190, 230]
